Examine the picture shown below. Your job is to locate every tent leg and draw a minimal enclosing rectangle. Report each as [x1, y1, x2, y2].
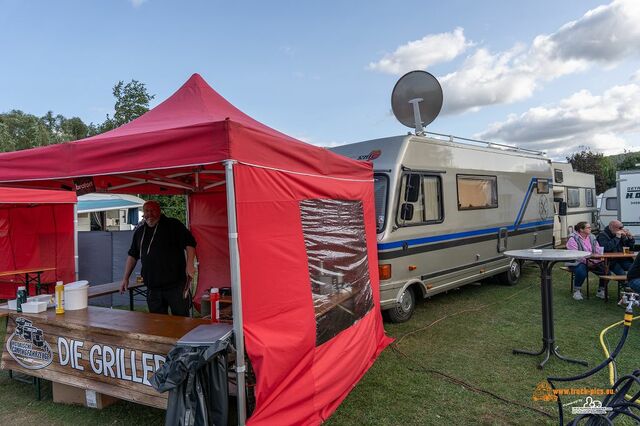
[185, 193, 194, 318]
[225, 160, 247, 426]
[74, 203, 79, 281]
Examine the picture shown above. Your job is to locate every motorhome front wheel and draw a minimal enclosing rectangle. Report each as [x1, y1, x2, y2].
[386, 287, 416, 323]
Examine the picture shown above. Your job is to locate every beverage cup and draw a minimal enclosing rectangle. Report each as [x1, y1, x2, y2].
[623, 246, 630, 255]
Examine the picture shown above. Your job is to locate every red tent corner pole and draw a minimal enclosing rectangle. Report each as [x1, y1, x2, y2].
[225, 160, 247, 425]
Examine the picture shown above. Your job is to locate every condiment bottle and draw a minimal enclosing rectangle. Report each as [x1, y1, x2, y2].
[210, 288, 220, 323]
[16, 286, 26, 313]
[55, 281, 65, 314]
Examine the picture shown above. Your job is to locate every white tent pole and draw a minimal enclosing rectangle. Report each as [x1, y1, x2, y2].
[73, 202, 79, 281]
[225, 160, 247, 425]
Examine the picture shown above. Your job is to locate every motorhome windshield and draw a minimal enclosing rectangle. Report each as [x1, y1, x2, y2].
[374, 174, 388, 233]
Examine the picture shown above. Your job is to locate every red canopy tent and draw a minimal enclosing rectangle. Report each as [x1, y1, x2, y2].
[0, 187, 76, 298]
[0, 74, 391, 424]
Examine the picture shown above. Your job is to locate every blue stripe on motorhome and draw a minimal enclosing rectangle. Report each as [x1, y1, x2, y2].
[377, 219, 553, 251]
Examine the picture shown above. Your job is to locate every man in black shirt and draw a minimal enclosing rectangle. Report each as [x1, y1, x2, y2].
[597, 220, 635, 274]
[120, 201, 197, 316]
[627, 254, 640, 293]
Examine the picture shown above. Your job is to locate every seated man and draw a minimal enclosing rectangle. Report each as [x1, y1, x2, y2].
[596, 220, 635, 274]
[566, 221, 608, 300]
[626, 253, 640, 293]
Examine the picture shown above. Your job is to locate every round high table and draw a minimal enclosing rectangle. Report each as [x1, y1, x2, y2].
[504, 249, 591, 369]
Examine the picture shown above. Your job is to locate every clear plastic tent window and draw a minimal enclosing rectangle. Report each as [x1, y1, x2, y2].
[299, 199, 374, 346]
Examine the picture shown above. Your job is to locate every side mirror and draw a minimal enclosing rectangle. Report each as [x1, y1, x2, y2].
[558, 201, 567, 216]
[400, 203, 414, 221]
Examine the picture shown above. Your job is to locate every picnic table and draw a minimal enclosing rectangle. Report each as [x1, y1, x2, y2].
[0, 267, 56, 296]
[587, 251, 637, 301]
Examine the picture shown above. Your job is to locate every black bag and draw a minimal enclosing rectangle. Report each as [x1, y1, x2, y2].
[152, 339, 229, 426]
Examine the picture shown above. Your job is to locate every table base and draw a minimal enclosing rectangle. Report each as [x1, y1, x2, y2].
[513, 342, 588, 369]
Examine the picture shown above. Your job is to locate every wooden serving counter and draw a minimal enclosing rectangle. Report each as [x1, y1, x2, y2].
[1, 306, 209, 409]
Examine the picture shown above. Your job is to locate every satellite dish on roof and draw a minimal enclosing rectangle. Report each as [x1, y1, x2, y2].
[391, 70, 443, 135]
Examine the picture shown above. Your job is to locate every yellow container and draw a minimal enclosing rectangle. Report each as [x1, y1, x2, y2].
[55, 281, 65, 314]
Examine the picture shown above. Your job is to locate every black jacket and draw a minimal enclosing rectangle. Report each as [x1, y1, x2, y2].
[596, 227, 635, 253]
[128, 215, 196, 289]
[628, 255, 640, 281]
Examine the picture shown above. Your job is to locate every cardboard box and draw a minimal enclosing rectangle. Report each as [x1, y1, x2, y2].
[52, 382, 119, 409]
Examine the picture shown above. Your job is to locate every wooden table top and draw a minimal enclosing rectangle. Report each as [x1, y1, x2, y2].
[0, 267, 56, 278]
[588, 252, 637, 259]
[87, 281, 145, 298]
[7, 306, 209, 344]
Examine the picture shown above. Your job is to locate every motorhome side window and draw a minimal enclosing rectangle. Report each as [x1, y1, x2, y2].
[554, 169, 563, 183]
[397, 173, 442, 226]
[567, 187, 581, 207]
[585, 188, 594, 207]
[605, 197, 618, 211]
[456, 175, 498, 210]
[536, 178, 549, 194]
[373, 174, 388, 233]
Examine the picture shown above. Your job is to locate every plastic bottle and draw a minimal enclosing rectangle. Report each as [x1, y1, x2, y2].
[55, 281, 65, 314]
[210, 288, 220, 323]
[16, 286, 26, 313]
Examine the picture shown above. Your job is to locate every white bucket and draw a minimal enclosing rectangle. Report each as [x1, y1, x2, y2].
[64, 280, 89, 310]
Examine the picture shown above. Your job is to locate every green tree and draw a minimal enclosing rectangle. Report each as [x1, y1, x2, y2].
[566, 149, 610, 194]
[0, 110, 54, 152]
[617, 151, 640, 171]
[111, 80, 155, 127]
[141, 194, 188, 223]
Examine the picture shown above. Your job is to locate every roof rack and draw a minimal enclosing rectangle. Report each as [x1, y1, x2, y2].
[423, 131, 545, 156]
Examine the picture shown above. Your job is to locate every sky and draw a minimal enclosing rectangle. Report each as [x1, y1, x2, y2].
[1, 0, 639, 159]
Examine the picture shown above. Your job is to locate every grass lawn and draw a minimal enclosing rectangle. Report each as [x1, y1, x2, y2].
[1, 263, 639, 425]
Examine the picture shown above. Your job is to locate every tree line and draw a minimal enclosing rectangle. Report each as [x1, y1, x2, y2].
[567, 150, 640, 195]
[0, 80, 154, 152]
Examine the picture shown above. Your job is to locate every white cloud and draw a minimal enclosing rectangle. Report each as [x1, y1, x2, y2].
[371, 0, 640, 114]
[367, 27, 472, 74]
[477, 81, 640, 158]
[130, 0, 148, 7]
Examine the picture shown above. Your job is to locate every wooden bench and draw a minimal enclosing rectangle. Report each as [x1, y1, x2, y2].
[560, 266, 590, 299]
[597, 274, 628, 303]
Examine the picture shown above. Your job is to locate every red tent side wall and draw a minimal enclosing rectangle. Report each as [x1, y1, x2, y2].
[189, 190, 231, 302]
[233, 165, 391, 425]
[0, 204, 75, 296]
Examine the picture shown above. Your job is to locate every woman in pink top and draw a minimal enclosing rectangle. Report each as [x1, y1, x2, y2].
[565, 221, 608, 300]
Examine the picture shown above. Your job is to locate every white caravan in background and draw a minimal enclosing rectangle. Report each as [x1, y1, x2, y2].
[618, 170, 640, 242]
[597, 188, 618, 230]
[551, 162, 597, 246]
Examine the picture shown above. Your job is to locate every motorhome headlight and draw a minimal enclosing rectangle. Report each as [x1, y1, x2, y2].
[379, 264, 392, 280]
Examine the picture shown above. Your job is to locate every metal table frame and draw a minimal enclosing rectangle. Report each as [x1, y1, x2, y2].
[506, 249, 590, 369]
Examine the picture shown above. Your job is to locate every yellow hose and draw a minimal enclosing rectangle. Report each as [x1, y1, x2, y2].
[599, 314, 640, 399]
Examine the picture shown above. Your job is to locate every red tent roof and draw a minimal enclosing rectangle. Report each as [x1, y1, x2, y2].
[0, 74, 370, 193]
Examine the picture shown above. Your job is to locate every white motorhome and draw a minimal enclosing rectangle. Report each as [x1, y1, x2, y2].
[597, 188, 618, 230]
[618, 170, 640, 240]
[331, 133, 554, 322]
[550, 162, 597, 246]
